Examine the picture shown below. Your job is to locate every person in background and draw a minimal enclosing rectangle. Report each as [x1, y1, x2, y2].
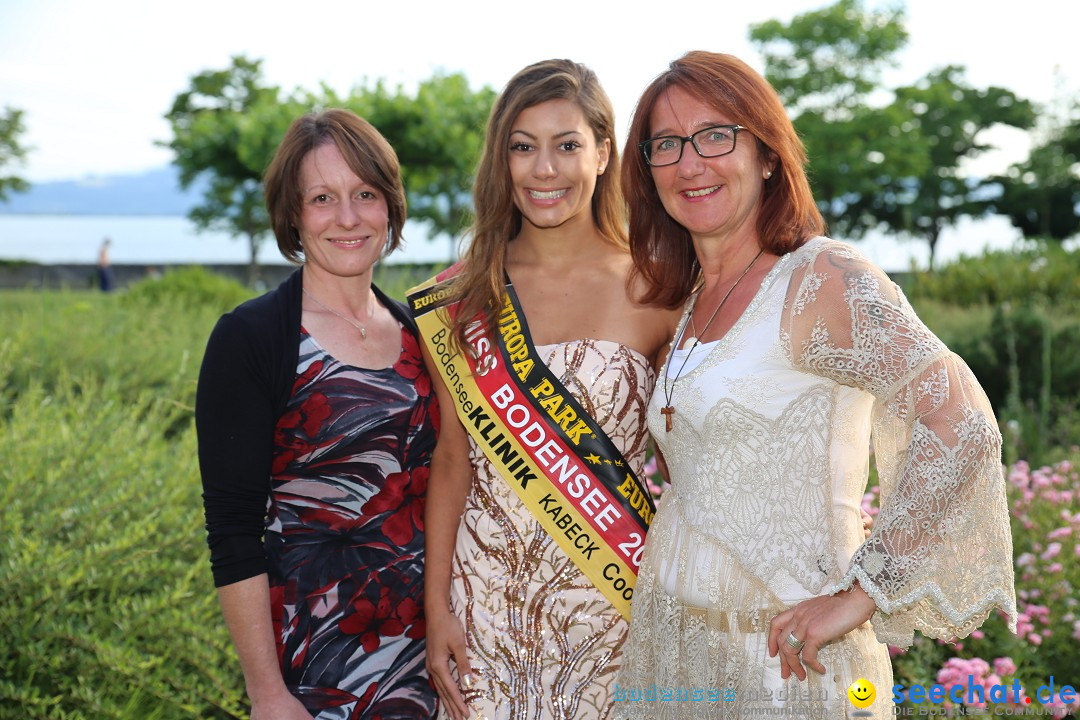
[195, 108, 439, 720]
[614, 51, 1016, 719]
[97, 237, 115, 291]
[412, 59, 679, 720]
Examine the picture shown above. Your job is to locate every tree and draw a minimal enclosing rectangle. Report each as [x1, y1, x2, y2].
[164, 62, 495, 275]
[162, 56, 284, 286]
[992, 95, 1080, 242]
[0, 106, 31, 202]
[334, 73, 496, 260]
[751, 0, 926, 239]
[876, 67, 1035, 268]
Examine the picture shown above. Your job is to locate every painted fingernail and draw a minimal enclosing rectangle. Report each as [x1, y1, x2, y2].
[462, 673, 473, 688]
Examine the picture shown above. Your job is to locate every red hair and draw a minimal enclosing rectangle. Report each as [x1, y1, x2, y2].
[624, 51, 825, 307]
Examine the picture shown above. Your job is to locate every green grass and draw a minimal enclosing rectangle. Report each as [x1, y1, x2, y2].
[0, 272, 247, 719]
[0, 264, 446, 719]
[2, 259, 1077, 717]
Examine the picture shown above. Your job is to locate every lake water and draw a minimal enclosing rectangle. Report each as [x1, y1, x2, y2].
[0, 215, 459, 267]
[0, 213, 1026, 273]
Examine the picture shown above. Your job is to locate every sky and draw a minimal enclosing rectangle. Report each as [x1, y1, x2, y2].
[3, 0, 1076, 184]
[0, 0, 1077, 269]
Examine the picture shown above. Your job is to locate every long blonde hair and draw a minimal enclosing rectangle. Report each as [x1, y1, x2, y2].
[450, 59, 625, 351]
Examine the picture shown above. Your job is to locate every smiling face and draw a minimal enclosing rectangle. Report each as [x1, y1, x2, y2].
[507, 98, 610, 235]
[647, 85, 774, 247]
[296, 142, 389, 283]
[847, 678, 876, 708]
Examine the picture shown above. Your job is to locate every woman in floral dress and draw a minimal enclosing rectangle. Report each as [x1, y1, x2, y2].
[196, 109, 439, 720]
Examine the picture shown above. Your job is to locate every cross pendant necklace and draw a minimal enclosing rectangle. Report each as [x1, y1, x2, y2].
[660, 406, 675, 433]
[660, 248, 764, 432]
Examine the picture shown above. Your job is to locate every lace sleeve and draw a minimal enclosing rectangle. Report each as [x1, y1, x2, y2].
[783, 241, 1017, 647]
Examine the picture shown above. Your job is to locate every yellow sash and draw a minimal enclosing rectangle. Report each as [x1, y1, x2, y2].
[407, 269, 656, 618]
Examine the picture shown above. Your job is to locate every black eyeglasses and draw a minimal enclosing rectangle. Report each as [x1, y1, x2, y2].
[639, 124, 747, 167]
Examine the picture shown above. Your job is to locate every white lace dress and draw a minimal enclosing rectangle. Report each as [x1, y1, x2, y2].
[615, 238, 1016, 719]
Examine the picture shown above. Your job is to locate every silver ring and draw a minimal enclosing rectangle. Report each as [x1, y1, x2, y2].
[785, 632, 805, 651]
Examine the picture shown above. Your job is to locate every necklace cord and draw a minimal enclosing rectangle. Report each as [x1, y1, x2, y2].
[302, 286, 372, 339]
[662, 248, 766, 413]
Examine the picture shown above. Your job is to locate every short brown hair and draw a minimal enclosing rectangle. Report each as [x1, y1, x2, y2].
[263, 108, 407, 264]
[624, 51, 826, 307]
[451, 59, 625, 350]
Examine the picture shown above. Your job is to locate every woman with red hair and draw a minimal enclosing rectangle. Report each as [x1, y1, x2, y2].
[615, 52, 1015, 719]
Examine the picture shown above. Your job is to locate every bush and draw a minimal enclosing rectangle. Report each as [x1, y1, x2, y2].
[0, 372, 245, 719]
[121, 266, 254, 316]
[909, 242, 1080, 310]
[0, 290, 245, 719]
[914, 299, 1080, 467]
[881, 456, 1080, 717]
[0, 288, 222, 412]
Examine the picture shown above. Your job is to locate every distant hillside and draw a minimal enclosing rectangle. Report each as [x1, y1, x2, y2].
[0, 166, 206, 216]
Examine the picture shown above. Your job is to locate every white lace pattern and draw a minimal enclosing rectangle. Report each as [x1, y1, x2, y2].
[616, 238, 1016, 719]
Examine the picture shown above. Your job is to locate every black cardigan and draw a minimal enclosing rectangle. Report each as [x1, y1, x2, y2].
[195, 267, 417, 587]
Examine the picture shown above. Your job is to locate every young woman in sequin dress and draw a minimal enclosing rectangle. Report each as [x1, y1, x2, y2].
[419, 60, 680, 720]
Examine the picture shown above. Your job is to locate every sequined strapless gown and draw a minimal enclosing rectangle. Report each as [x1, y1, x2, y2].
[447, 339, 655, 720]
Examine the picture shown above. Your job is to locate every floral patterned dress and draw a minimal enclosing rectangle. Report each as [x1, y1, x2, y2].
[267, 325, 439, 720]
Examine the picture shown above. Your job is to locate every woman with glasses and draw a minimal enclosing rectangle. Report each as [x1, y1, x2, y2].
[614, 52, 1015, 719]
[409, 59, 678, 720]
[196, 109, 439, 720]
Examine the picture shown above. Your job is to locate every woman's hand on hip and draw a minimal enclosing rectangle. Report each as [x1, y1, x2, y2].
[767, 583, 877, 681]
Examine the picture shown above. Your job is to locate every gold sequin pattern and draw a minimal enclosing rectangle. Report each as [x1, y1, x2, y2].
[447, 339, 655, 720]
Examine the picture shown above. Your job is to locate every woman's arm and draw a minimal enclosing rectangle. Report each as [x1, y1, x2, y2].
[196, 312, 308, 714]
[773, 242, 1015, 674]
[419, 338, 476, 720]
[217, 576, 313, 720]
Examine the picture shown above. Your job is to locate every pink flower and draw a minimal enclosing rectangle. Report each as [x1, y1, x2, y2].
[1041, 542, 1062, 560]
[993, 657, 1017, 677]
[1047, 526, 1073, 541]
[1028, 632, 1043, 645]
[643, 455, 658, 477]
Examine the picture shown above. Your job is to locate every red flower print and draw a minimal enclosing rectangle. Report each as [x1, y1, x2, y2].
[271, 431, 318, 475]
[397, 596, 426, 640]
[298, 392, 332, 436]
[394, 331, 431, 397]
[292, 358, 325, 394]
[341, 586, 413, 652]
[361, 468, 428, 546]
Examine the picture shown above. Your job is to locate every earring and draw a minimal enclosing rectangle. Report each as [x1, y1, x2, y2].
[764, 170, 773, 179]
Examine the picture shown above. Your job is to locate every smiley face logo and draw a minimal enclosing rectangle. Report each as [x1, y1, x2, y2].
[847, 678, 876, 708]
